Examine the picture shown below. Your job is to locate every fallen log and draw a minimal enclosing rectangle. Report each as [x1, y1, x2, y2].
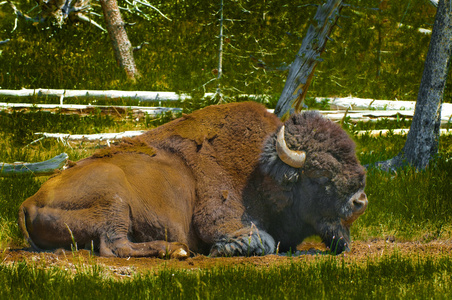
[314, 97, 452, 123]
[0, 89, 270, 104]
[356, 129, 452, 137]
[34, 131, 145, 143]
[0, 89, 208, 102]
[268, 109, 451, 126]
[0, 102, 182, 117]
[315, 96, 418, 110]
[0, 153, 68, 177]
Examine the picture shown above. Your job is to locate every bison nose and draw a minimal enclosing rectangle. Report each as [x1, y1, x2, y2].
[352, 192, 368, 214]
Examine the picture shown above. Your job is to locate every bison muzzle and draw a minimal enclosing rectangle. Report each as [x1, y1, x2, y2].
[18, 102, 367, 258]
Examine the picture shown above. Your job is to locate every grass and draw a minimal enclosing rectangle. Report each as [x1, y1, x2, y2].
[0, 110, 451, 298]
[2, 1, 451, 102]
[353, 159, 452, 241]
[1, 1, 451, 296]
[2, 111, 450, 246]
[1, 252, 452, 299]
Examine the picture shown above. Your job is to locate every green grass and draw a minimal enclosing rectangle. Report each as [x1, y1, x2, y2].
[1, 111, 452, 298]
[1, 113, 452, 245]
[0, 110, 118, 146]
[1, 252, 452, 299]
[351, 129, 452, 241]
[353, 159, 452, 241]
[2, 1, 452, 296]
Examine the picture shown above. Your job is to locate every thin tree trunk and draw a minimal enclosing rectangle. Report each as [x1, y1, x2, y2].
[216, 0, 224, 100]
[99, 0, 140, 81]
[274, 0, 343, 120]
[376, 0, 452, 170]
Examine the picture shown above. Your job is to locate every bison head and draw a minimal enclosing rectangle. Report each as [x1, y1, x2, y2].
[259, 111, 367, 254]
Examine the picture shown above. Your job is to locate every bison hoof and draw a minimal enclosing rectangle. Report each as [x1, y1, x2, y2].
[210, 228, 275, 257]
[158, 242, 190, 260]
[170, 248, 189, 259]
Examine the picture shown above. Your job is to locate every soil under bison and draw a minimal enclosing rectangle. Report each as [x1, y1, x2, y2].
[3, 239, 452, 277]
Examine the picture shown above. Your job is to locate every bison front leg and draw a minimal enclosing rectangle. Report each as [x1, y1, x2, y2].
[99, 237, 189, 259]
[210, 227, 275, 257]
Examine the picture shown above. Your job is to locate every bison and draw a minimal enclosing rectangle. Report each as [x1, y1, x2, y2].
[19, 102, 367, 258]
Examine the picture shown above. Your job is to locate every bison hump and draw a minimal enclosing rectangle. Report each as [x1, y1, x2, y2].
[142, 101, 281, 186]
[92, 138, 157, 158]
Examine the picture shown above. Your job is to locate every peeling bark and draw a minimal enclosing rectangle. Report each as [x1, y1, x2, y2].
[0, 153, 68, 177]
[99, 0, 140, 81]
[274, 0, 343, 120]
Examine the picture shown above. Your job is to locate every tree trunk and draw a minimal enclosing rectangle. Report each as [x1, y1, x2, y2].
[274, 0, 343, 120]
[99, 0, 140, 81]
[376, 0, 452, 170]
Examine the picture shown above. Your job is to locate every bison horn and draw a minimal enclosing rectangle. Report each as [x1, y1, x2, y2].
[276, 125, 306, 168]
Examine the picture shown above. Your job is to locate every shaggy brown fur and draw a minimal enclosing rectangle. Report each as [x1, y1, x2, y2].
[18, 102, 367, 257]
[136, 102, 281, 244]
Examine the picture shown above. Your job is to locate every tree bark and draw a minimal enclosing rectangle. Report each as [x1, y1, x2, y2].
[274, 0, 343, 120]
[99, 0, 140, 81]
[376, 0, 452, 170]
[0, 153, 68, 177]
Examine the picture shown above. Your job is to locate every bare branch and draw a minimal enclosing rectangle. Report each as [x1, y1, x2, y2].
[76, 12, 107, 31]
[132, 0, 172, 21]
[7, 1, 39, 22]
[133, 41, 149, 52]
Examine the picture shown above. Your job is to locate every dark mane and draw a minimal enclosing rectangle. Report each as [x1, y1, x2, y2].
[260, 111, 360, 184]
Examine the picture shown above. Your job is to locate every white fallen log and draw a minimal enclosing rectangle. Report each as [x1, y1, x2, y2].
[0, 102, 182, 116]
[314, 97, 452, 124]
[2, 93, 451, 125]
[34, 131, 146, 144]
[0, 89, 198, 102]
[316, 96, 418, 110]
[0, 89, 272, 103]
[316, 96, 452, 112]
[0, 89, 449, 114]
[3, 90, 450, 120]
[319, 110, 416, 120]
[269, 108, 449, 125]
[0, 153, 68, 177]
[356, 129, 452, 137]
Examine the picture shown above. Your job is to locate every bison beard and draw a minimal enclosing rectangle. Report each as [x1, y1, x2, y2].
[18, 102, 367, 258]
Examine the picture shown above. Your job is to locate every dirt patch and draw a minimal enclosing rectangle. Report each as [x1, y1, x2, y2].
[3, 239, 452, 277]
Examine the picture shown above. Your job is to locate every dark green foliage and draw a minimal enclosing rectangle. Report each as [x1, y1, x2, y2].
[0, 160, 44, 243]
[1, 3, 452, 296]
[304, 96, 331, 110]
[356, 134, 408, 164]
[0, 110, 116, 146]
[1, 1, 450, 102]
[0, 176, 39, 217]
[1, 253, 452, 299]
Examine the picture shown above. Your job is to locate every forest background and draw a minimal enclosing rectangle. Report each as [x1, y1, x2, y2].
[2, 2, 452, 297]
[0, 0, 450, 105]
